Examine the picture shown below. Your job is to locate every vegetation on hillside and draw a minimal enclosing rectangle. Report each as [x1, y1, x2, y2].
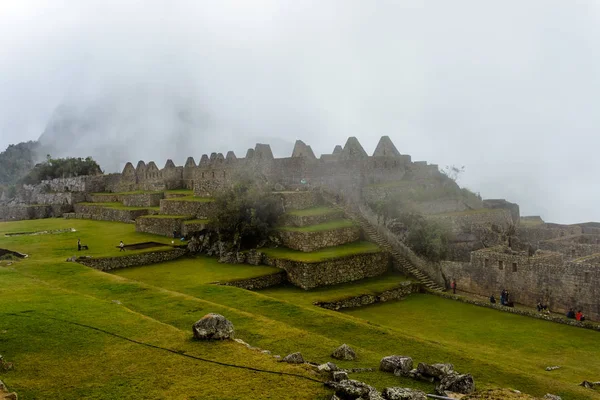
[370, 197, 450, 262]
[20, 155, 102, 185]
[0, 141, 39, 191]
[211, 175, 282, 249]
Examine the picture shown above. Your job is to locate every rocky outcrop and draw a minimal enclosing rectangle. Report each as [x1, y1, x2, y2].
[380, 356, 413, 374]
[192, 313, 234, 340]
[325, 380, 383, 400]
[282, 352, 305, 364]
[332, 344, 356, 361]
[381, 387, 427, 400]
[333, 371, 349, 382]
[0, 379, 17, 400]
[543, 395, 562, 400]
[436, 373, 475, 395]
[416, 362, 454, 379]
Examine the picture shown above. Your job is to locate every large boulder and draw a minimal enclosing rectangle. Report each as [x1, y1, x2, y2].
[333, 371, 349, 382]
[543, 395, 562, 400]
[326, 380, 383, 400]
[436, 373, 475, 395]
[283, 352, 305, 364]
[381, 387, 427, 400]
[416, 362, 454, 379]
[332, 344, 357, 361]
[192, 313, 234, 340]
[380, 356, 413, 374]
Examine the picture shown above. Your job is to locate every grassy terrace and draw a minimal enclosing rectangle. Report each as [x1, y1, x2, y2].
[260, 271, 411, 305]
[278, 219, 355, 232]
[137, 214, 193, 219]
[76, 202, 158, 211]
[261, 241, 380, 263]
[285, 206, 340, 217]
[163, 195, 214, 202]
[91, 190, 160, 196]
[183, 219, 210, 225]
[2, 218, 600, 399]
[164, 189, 194, 195]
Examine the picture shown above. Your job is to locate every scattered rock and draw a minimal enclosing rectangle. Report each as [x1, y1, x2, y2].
[318, 363, 332, 372]
[579, 380, 600, 389]
[545, 366, 560, 371]
[543, 394, 562, 400]
[261, 350, 271, 355]
[332, 344, 357, 361]
[283, 352, 305, 364]
[343, 367, 375, 373]
[436, 373, 475, 395]
[398, 368, 435, 383]
[327, 362, 339, 371]
[273, 355, 281, 360]
[111, 300, 121, 305]
[0, 379, 17, 400]
[417, 362, 454, 379]
[333, 371, 349, 382]
[381, 387, 427, 400]
[326, 379, 382, 400]
[66, 256, 77, 262]
[380, 356, 413, 373]
[192, 313, 234, 340]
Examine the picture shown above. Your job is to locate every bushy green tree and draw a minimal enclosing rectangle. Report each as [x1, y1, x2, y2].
[20, 156, 102, 185]
[0, 141, 39, 184]
[211, 176, 282, 250]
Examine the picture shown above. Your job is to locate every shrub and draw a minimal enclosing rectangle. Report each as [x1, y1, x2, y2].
[20, 155, 102, 185]
[210, 176, 282, 250]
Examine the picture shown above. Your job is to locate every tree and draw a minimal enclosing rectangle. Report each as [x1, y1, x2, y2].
[442, 165, 465, 182]
[210, 176, 282, 250]
[19, 156, 102, 185]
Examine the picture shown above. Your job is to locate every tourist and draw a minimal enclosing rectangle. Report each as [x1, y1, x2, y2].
[566, 308, 576, 319]
[505, 290, 511, 305]
[500, 289, 507, 306]
[576, 310, 585, 321]
[451, 279, 457, 294]
[490, 294, 496, 304]
[119, 241, 125, 252]
[77, 238, 81, 251]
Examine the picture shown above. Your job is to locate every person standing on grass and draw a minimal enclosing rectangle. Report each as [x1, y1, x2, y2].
[119, 241, 125, 252]
[77, 239, 81, 251]
[451, 279, 457, 294]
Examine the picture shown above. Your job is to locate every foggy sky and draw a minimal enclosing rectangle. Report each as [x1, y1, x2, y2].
[1, 1, 599, 224]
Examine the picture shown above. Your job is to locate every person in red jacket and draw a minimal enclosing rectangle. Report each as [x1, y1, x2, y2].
[576, 310, 585, 321]
[451, 279, 457, 294]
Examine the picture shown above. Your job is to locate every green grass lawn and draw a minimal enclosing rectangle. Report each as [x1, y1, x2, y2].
[261, 241, 380, 263]
[285, 206, 340, 217]
[1, 218, 600, 399]
[278, 219, 355, 232]
[163, 196, 214, 203]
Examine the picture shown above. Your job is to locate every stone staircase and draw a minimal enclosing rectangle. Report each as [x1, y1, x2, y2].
[322, 193, 444, 292]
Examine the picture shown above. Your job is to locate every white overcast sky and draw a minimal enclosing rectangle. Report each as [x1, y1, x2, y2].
[1, 1, 599, 224]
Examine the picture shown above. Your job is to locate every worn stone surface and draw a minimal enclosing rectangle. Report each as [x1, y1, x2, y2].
[380, 356, 413, 374]
[278, 225, 361, 252]
[192, 313, 234, 340]
[76, 248, 186, 271]
[417, 362, 454, 379]
[436, 373, 475, 395]
[332, 344, 357, 361]
[381, 387, 427, 400]
[282, 352, 304, 364]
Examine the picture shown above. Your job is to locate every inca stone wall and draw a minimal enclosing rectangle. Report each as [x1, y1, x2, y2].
[122, 192, 164, 207]
[277, 191, 321, 211]
[271, 252, 389, 289]
[441, 245, 600, 321]
[72, 204, 150, 223]
[217, 271, 287, 290]
[182, 220, 210, 236]
[427, 208, 512, 235]
[135, 216, 190, 237]
[279, 209, 344, 227]
[76, 248, 187, 271]
[159, 199, 215, 218]
[538, 235, 600, 260]
[518, 224, 583, 245]
[314, 281, 421, 310]
[277, 226, 360, 252]
[0, 205, 55, 221]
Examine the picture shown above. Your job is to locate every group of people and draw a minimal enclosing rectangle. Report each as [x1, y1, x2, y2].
[566, 308, 586, 321]
[489, 289, 514, 307]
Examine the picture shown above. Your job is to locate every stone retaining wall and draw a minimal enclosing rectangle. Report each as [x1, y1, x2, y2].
[276, 191, 321, 211]
[182, 221, 210, 236]
[279, 209, 344, 227]
[217, 271, 287, 290]
[135, 216, 190, 237]
[427, 208, 513, 235]
[122, 192, 164, 207]
[314, 281, 421, 310]
[278, 226, 360, 252]
[73, 204, 149, 223]
[273, 252, 389, 289]
[432, 291, 600, 332]
[76, 248, 187, 271]
[0, 205, 55, 221]
[159, 199, 215, 218]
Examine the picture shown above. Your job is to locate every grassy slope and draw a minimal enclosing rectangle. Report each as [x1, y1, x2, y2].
[285, 206, 340, 217]
[278, 219, 355, 232]
[261, 241, 380, 263]
[1, 219, 600, 399]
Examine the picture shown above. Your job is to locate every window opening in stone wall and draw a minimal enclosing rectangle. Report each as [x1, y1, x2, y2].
[585, 272, 590, 283]
[212, 171, 215, 178]
[512, 262, 517, 272]
[484, 258, 489, 267]
[223, 171, 226, 178]
[201, 172, 204, 178]
[571, 249, 576, 258]
[498, 260, 504, 270]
